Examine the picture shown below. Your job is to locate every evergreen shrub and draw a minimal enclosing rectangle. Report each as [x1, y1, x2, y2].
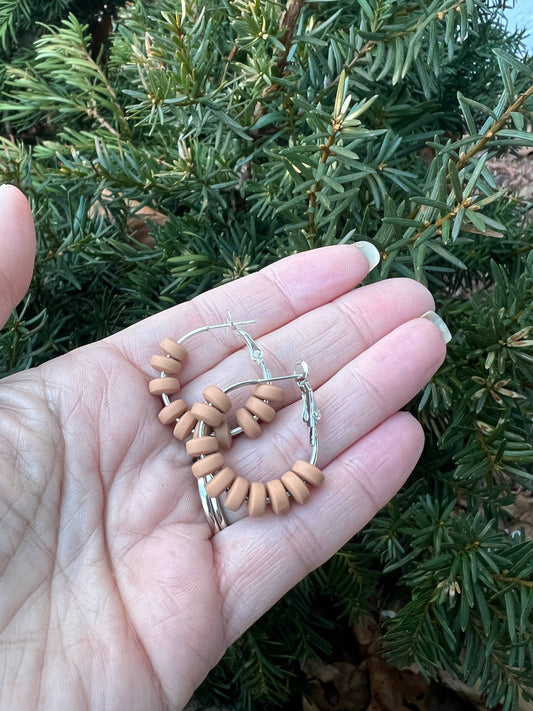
[0, 1, 532, 709]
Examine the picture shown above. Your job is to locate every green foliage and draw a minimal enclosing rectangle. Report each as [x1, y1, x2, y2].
[0, 0, 70, 55]
[369, 500, 533, 711]
[1, 0, 532, 709]
[0, 0, 124, 60]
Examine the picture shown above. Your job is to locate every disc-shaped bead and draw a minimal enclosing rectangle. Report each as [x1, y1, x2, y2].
[235, 407, 261, 439]
[191, 402, 223, 428]
[248, 481, 267, 517]
[186, 436, 219, 457]
[291, 460, 324, 486]
[252, 383, 284, 403]
[159, 338, 188, 362]
[150, 354, 182, 375]
[214, 420, 232, 451]
[266, 479, 290, 515]
[149, 377, 181, 396]
[191, 452, 225, 478]
[245, 396, 276, 423]
[205, 466, 235, 498]
[203, 385, 232, 414]
[281, 470, 311, 504]
[158, 398, 188, 425]
[173, 411, 197, 440]
[225, 476, 249, 511]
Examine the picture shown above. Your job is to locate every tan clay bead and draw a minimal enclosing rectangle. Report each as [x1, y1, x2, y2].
[235, 407, 262, 439]
[149, 376, 181, 396]
[205, 466, 235, 497]
[291, 460, 324, 486]
[190, 402, 223, 428]
[191, 452, 225, 478]
[173, 411, 197, 440]
[245, 396, 276, 423]
[159, 338, 188, 362]
[186, 436, 219, 457]
[203, 385, 232, 414]
[214, 420, 232, 451]
[252, 384, 284, 403]
[158, 398, 188, 425]
[225, 476, 249, 511]
[150, 354, 182, 375]
[281, 470, 311, 505]
[248, 481, 267, 517]
[266, 479, 290, 515]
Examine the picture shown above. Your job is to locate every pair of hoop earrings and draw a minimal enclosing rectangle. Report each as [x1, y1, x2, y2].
[148, 312, 323, 534]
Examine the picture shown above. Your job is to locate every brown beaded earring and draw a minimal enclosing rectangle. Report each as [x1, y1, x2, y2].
[194, 361, 323, 531]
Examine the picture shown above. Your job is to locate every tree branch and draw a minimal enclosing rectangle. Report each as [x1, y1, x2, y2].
[276, 0, 306, 77]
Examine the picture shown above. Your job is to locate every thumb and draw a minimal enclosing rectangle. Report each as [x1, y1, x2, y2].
[0, 185, 36, 330]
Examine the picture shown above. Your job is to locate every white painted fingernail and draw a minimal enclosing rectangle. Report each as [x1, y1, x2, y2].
[353, 241, 380, 271]
[421, 311, 452, 343]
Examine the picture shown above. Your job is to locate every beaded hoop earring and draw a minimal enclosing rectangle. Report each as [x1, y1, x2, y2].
[194, 361, 323, 530]
[149, 312, 284, 445]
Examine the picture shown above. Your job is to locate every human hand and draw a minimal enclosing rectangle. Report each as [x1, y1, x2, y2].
[0, 186, 448, 710]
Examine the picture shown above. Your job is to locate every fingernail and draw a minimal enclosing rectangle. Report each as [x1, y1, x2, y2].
[353, 241, 380, 271]
[421, 311, 452, 343]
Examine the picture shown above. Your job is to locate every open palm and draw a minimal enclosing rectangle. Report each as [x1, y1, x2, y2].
[0, 186, 447, 710]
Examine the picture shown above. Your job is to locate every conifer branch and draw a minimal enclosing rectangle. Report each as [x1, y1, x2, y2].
[405, 81, 533, 242]
[325, 41, 375, 91]
[86, 106, 121, 137]
[250, 0, 306, 127]
[307, 119, 342, 242]
[276, 0, 305, 77]
[455, 81, 533, 171]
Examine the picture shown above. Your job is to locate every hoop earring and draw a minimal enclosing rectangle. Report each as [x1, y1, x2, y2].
[194, 361, 323, 524]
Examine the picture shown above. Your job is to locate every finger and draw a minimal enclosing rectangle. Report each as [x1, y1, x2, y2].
[0, 185, 36, 330]
[171, 276, 435, 405]
[110, 243, 379, 371]
[216, 410, 425, 643]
